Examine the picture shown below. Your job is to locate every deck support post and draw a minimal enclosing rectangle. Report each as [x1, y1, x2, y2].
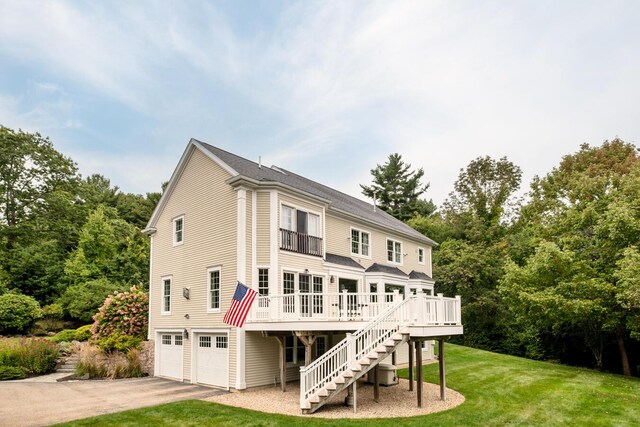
[373, 364, 380, 403]
[353, 380, 357, 413]
[416, 339, 423, 408]
[438, 339, 446, 401]
[296, 333, 316, 367]
[408, 340, 414, 391]
[275, 336, 287, 392]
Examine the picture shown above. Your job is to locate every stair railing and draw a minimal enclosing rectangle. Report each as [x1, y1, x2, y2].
[299, 295, 411, 408]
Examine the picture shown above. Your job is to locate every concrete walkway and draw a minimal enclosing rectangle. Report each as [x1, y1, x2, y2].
[0, 376, 226, 427]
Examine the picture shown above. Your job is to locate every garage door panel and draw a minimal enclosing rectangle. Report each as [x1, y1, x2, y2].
[158, 333, 183, 380]
[196, 334, 228, 388]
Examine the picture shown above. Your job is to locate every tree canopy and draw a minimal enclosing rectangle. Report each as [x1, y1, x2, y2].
[360, 153, 435, 221]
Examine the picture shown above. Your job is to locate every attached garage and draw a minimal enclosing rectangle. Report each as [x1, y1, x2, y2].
[157, 332, 183, 380]
[193, 332, 229, 388]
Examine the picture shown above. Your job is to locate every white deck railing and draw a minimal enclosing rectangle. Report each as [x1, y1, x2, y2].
[248, 291, 461, 324]
[298, 292, 461, 409]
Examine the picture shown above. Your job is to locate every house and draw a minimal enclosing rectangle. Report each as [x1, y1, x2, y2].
[143, 139, 463, 413]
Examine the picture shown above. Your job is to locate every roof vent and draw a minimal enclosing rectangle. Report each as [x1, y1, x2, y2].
[258, 156, 262, 169]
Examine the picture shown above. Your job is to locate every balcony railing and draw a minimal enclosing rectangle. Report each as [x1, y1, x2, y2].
[248, 291, 462, 325]
[280, 228, 323, 257]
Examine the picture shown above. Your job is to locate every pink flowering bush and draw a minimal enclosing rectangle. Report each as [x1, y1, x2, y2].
[91, 286, 148, 352]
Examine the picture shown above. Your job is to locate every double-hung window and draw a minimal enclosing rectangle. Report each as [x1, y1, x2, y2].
[351, 228, 370, 257]
[208, 267, 221, 311]
[173, 216, 184, 246]
[161, 276, 172, 314]
[418, 247, 425, 264]
[387, 239, 402, 264]
[258, 268, 269, 296]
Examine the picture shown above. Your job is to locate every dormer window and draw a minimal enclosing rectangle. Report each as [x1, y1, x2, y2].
[173, 216, 184, 246]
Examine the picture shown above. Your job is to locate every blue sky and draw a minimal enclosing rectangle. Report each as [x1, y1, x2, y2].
[1, 1, 639, 205]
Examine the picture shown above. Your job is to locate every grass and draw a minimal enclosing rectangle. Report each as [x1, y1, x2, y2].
[55, 344, 640, 426]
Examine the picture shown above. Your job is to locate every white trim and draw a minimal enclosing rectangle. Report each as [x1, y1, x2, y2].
[161, 275, 172, 315]
[147, 235, 154, 340]
[155, 329, 184, 382]
[349, 226, 372, 259]
[269, 190, 278, 297]
[206, 266, 222, 313]
[190, 329, 231, 390]
[236, 188, 247, 390]
[252, 190, 257, 292]
[172, 215, 185, 246]
[386, 237, 404, 265]
[417, 247, 425, 265]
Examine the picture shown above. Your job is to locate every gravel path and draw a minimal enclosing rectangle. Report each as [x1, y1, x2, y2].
[206, 379, 464, 419]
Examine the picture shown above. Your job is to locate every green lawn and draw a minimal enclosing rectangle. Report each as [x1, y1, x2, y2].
[56, 344, 640, 426]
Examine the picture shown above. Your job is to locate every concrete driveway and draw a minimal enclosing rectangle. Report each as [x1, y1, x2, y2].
[0, 376, 226, 426]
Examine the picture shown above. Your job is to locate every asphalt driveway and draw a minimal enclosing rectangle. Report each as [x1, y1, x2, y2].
[0, 376, 225, 426]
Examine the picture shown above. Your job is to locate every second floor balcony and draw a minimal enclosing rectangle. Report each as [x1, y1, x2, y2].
[280, 228, 323, 257]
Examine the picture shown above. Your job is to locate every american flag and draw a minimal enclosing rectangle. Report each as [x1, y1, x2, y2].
[223, 282, 257, 328]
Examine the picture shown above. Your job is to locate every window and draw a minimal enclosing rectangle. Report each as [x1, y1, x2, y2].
[281, 206, 293, 230]
[387, 239, 402, 264]
[162, 334, 171, 345]
[173, 216, 184, 246]
[174, 335, 183, 346]
[216, 336, 228, 349]
[370, 283, 378, 303]
[351, 229, 370, 257]
[199, 336, 212, 348]
[162, 277, 171, 314]
[208, 268, 220, 311]
[258, 268, 269, 296]
[418, 247, 425, 264]
[385, 283, 406, 301]
[283, 272, 295, 294]
[285, 336, 306, 364]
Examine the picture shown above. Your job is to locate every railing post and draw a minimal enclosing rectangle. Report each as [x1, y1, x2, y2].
[294, 292, 300, 320]
[437, 293, 444, 325]
[341, 290, 348, 320]
[346, 333, 355, 369]
[455, 295, 462, 325]
[299, 366, 306, 408]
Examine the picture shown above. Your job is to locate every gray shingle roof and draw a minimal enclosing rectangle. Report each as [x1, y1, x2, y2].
[409, 270, 433, 281]
[196, 140, 436, 246]
[365, 263, 409, 277]
[324, 253, 364, 269]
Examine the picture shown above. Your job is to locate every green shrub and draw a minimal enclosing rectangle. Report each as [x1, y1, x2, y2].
[50, 329, 77, 343]
[0, 338, 58, 375]
[96, 334, 142, 352]
[74, 325, 93, 341]
[41, 303, 64, 331]
[0, 366, 26, 380]
[0, 293, 42, 333]
[59, 278, 120, 323]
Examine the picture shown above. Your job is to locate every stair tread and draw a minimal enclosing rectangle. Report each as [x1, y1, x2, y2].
[326, 382, 337, 390]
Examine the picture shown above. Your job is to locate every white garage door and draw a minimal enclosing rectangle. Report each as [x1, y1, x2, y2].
[195, 334, 228, 388]
[158, 333, 183, 380]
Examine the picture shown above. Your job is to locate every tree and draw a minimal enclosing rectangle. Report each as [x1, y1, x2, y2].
[361, 153, 434, 221]
[0, 126, 78, 250]
[442, 156, 522, 230]
[60, 205, 148, 320]
[511, 139, 640, 375]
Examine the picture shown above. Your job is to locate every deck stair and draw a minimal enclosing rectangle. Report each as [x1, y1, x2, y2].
[300, 297, 413, 414]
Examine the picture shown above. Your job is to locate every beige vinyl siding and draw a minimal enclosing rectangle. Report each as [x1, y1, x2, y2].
[245, 332, 280, 387]
[246, 190, 253, 285]
[149, 147, 238, 383]
[325, 213, 433, 276]
[256, 191, 270, 265]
